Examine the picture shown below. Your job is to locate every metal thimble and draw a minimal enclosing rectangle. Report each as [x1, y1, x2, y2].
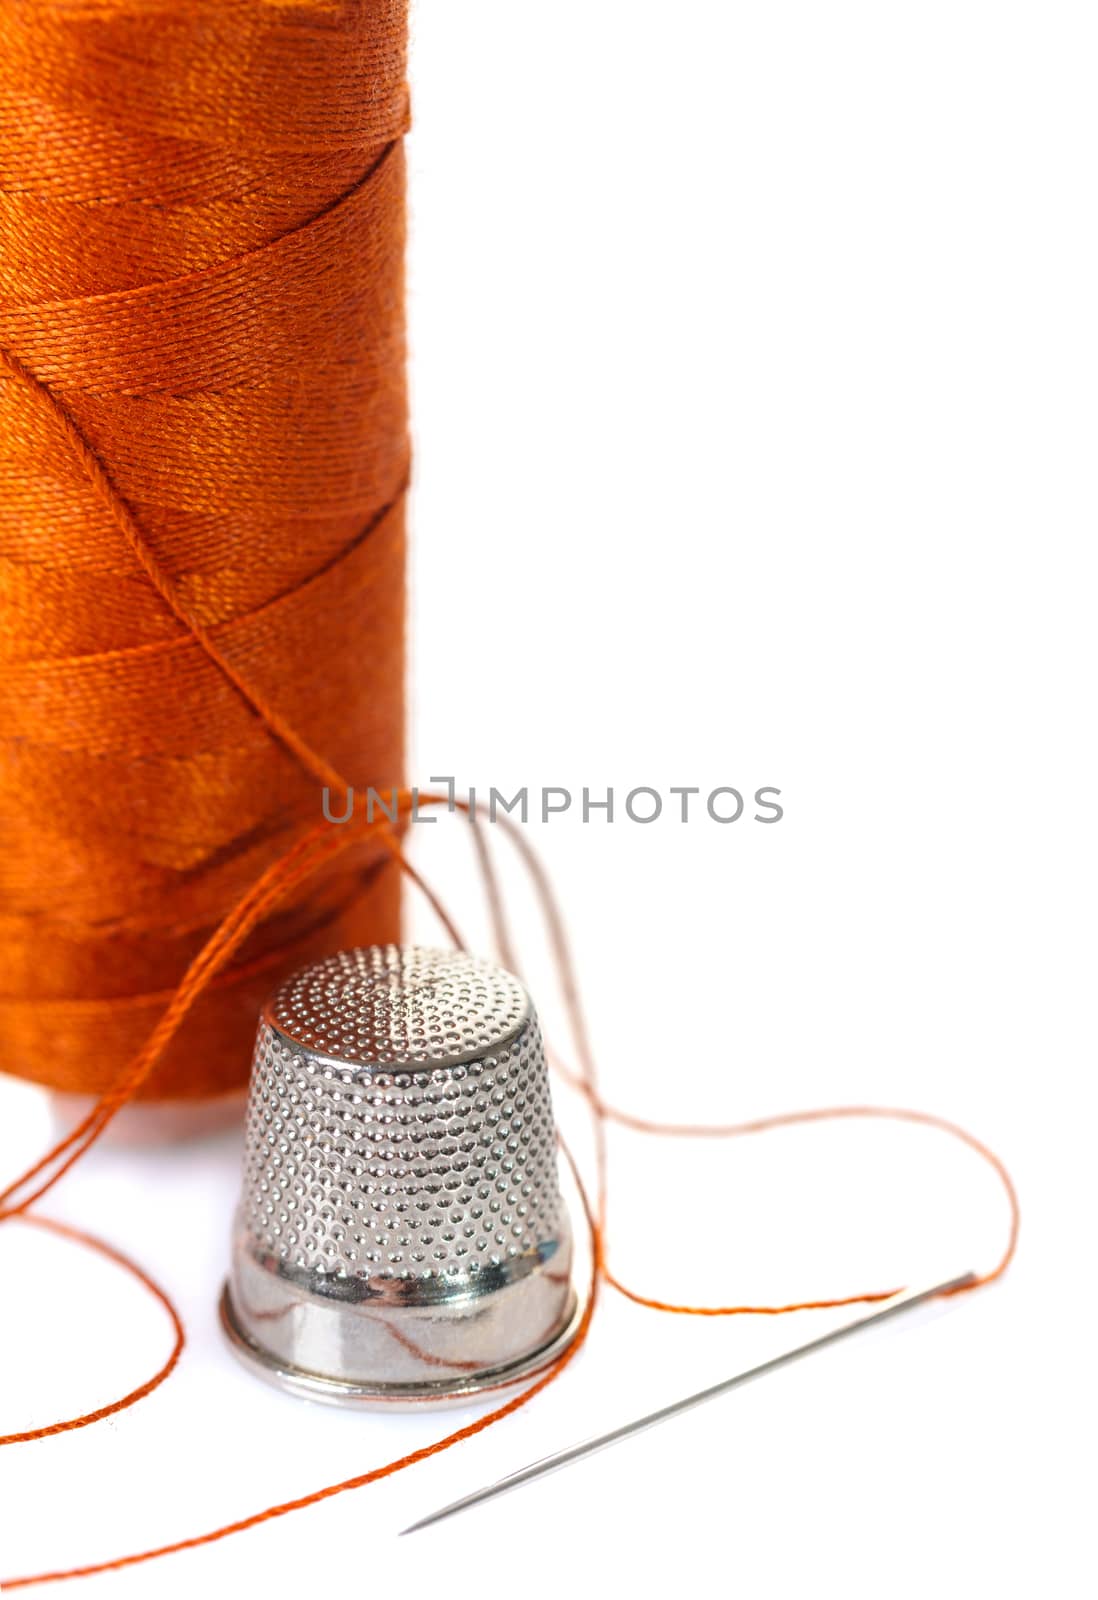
[220, 945, 581, 1407]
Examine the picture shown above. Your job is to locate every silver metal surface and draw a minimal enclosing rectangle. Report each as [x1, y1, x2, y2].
[222, 945, 579, 1407]
[402, 1271, 977, 1532]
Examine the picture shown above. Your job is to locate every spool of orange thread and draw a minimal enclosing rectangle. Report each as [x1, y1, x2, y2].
[0, 12, 1026, 1586]
[0, 0, 411, 1114]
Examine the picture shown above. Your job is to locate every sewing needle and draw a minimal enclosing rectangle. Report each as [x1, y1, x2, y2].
[400, 1269, 976, 1535]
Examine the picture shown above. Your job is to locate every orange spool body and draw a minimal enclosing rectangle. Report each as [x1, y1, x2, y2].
[0, 0, 411, 1100]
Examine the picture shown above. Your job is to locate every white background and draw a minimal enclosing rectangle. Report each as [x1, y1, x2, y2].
[2, 2, 1095, 1593]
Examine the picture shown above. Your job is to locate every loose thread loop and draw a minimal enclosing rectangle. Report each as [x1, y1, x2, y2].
[0, 1214, 184, 1448]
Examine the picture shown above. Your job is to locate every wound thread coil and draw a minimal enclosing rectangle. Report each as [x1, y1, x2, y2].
[0, 0, 410, 1100]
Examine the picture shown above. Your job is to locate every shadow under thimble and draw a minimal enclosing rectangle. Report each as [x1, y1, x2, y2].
[220, 946, 583, 1408]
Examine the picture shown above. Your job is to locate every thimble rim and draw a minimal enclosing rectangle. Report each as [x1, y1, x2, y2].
[218, 1277, 586, 1410]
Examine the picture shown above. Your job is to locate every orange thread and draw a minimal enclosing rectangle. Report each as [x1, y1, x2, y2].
[0, 800, 448, 1221]
[474, 808, 1019, 1315]
[0, 1213, 184, 1448]
[594, 1102, 1018, 1313]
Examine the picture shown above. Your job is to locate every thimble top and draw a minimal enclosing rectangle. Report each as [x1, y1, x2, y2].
[264, 945, 530, 1070]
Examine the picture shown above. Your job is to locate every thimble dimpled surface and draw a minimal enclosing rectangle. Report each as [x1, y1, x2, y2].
[222, 946, 578, 1405]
